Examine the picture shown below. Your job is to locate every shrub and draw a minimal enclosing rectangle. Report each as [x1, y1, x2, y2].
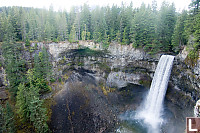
[50, 78, 56, 83]
[58, 78, 62, 82]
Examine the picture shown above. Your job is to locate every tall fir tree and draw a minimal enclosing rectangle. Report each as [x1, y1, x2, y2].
[157, 2, 177, 51]
[16, 69, 49, 132]
[0, 104, 5, 132]
[132, 3, 155, 48]
[16, 83, 29, 122]
[29, 96, 49, 133]
[172, 10, 188, 53]
[4, 102, 16, 133]
[2, 14, 26, 98]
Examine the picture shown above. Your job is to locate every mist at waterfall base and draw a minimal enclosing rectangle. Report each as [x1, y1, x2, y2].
[118, 55, 175, 133]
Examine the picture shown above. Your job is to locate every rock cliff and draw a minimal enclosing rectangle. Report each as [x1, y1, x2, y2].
[40, 41, 199, 108]
[0, 41, 198, 132]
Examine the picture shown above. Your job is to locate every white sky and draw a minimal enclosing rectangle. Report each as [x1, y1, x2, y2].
[0, 0, 191, 12]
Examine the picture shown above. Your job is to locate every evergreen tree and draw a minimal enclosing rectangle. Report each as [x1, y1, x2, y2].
[2, 14, 26, 98]
[80, 4, 91, 40]
[39, 47, 51, 80]
[157, 2, 176, 51]
[55, 12, 68, 41]
[172, 10, 188, 53]
[102, 31, 109, 48]
[16, 83, 29, 122]
[91, 6, 107, 42]
[4, 102, 16, 133]
[33, 47, 51, 93]
[110, 4, 120, 41]
[189, 0, 200, 14]
[81, 24, 87, 41]
[132, 3, 155, 47]
[29, 96, 49, 133]
[69, 24, 77, 42]
[74, 8, 81, 40]
[44, 21, 52, 42]
[16, 69, 49, 132]
[86, 32, 90, 40]
[115, 30, 121, 43]
[27, 69, 49, 132]
[193, 12, 200, 50]
[0, 104, 5, 132]
[68, 6, 77, 35]
[122, 27, 128, 45]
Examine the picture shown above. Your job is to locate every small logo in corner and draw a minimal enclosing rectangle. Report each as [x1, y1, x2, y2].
[186, 117, 200, 133]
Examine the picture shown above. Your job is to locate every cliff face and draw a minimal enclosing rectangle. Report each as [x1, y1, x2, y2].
[44, 41, 197, 132]
[43, 41, 198, 107]
[172, 47, 200, 105]
[48, 41, 157, 87]
[0, 41, 197, 132]
[33, 41, 197, 114]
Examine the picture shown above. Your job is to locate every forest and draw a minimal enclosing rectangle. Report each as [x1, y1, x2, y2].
[0, 0, 200, 132]
[0, 0, 199, 54]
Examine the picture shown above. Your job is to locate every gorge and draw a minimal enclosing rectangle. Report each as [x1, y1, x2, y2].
[35, 41, 195, 132]
[0, 2, 200, 132]
[0, 41, 198, 132]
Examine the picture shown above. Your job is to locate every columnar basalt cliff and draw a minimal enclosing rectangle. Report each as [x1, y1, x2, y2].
[43, 41, 198, 106]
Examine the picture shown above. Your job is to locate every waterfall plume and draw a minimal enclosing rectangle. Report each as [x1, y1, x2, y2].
[136, 55, 175, 131]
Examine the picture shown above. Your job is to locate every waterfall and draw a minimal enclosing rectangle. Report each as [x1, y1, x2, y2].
[137, 55, 175, 130]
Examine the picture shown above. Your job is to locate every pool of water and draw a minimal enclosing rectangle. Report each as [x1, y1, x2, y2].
[116, 84, 193, 133]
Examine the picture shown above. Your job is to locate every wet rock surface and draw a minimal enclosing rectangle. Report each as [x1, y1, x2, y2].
[50, 71, 120, 133]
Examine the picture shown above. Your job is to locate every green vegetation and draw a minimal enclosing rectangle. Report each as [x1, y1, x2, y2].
[0, 1, 190, 53]
[0, 1, 199, 54]
[68, 47, 105, 57]
[1, 24, 52, 131]
[0, 0, 200, 132]
[0, 102, 16, 133]
[99, 81, 116, 96]
[15, 67, 51, 132]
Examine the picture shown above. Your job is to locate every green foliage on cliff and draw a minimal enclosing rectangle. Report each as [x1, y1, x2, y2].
[1, 102, 16, 133]
[16, 69, 49, 132]
[184, 0, 200, 63]
[2, 39, 52, 132]
[172, 10, 188, 53]
[69, 47, 105, 57]
[1, 15, 26, 99]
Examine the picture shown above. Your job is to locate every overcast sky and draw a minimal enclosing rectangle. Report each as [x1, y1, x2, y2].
[0, 0, 191, 12]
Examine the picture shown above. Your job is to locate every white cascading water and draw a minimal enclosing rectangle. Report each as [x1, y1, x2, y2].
[137, 55, 175, 131]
